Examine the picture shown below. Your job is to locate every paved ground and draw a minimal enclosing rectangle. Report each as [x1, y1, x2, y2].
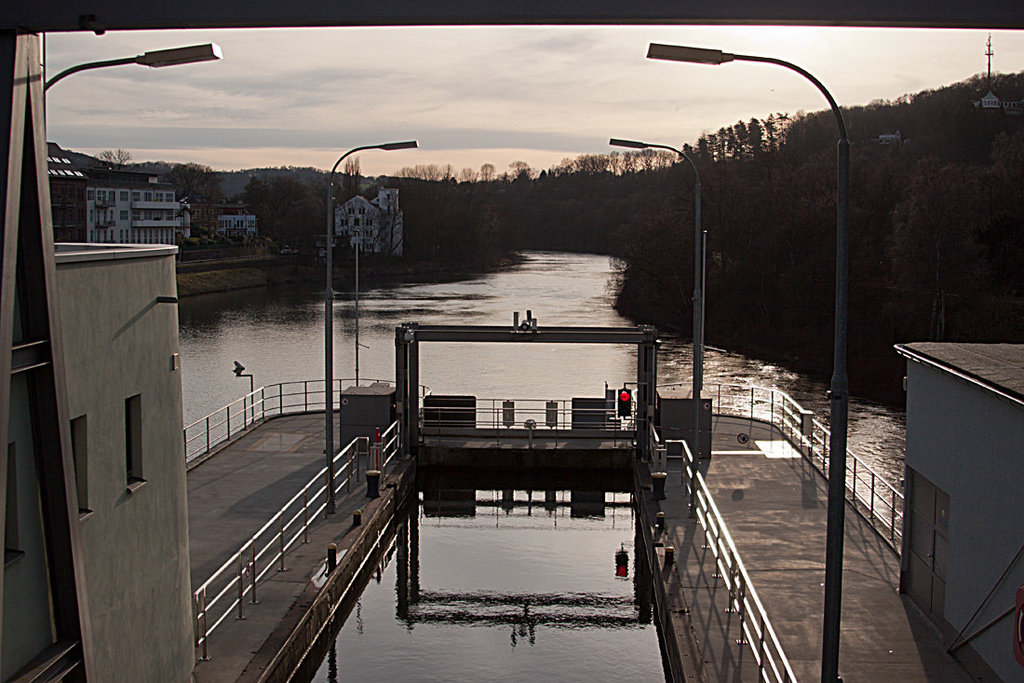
[657, 416, 971, 682]
[187, 413, 386, 682]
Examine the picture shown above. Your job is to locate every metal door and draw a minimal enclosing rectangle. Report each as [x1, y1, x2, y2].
[907, 469, 949, 617]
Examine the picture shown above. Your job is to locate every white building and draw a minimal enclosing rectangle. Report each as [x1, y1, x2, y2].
[85, 169, 185, 245]
[334, 188, 404, 256]
[216, 213, 258, 239]
[895, 342, 1024, 681]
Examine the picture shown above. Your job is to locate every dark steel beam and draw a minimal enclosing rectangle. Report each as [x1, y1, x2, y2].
[408, 325, 656, 345]
[3, 0, 1023, 31]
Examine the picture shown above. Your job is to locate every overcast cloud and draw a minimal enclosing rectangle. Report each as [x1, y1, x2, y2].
[44, 26, 1024, 175]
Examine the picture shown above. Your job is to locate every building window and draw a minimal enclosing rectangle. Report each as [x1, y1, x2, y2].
[119, 191, 128, 201]
[132, 191, 140, 201]
[70, 416, 90, 513]
[144, 192, 153, 202]
[125, 394, 144, 487]
[5, 443, 20, 565]
[120, 210, 129, 220]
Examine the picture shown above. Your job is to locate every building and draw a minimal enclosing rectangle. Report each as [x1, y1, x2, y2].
[895, 342, 1024, 680]
[3, 243, 193, 681]
[47, 146, 88, 242]
[216, 203, 258, 239]
[334, 188, 404, 256]
[84, 168, 183, 245]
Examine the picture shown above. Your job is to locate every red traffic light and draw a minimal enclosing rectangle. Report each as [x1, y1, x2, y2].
[619, 390, 630, 403]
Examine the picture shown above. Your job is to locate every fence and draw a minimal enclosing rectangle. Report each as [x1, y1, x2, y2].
[191, 418, 402, 659]
[677, 438, 797, 683]
[183, 378, 425, 464]
[662, 382, 904, 553]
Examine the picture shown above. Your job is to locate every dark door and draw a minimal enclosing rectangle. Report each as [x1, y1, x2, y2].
[907, 469, 949, 617]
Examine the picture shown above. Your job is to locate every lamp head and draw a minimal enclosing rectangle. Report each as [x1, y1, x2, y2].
[609, 138, 648, 150]
[379, 141, 418, 151]
[647, 43, 734, 65]
[233, 361, 245, 376]
[137, 43, 223, 68]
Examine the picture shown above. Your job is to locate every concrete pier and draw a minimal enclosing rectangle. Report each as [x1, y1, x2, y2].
[186, 414, 412, 681]
[653, 416, 971, 681]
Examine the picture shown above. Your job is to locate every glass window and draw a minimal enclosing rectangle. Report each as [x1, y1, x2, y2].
[132, 191, 140, 201]
[144, 192, 153, 202]
[120, 210, 128, 220]
[86, 190, 94, 200]
[119, 191, 128, 201]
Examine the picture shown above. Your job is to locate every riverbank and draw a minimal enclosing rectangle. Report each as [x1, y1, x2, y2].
[175, 253, 522, 298]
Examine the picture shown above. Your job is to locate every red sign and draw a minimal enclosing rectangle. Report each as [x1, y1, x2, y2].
[1015, 586, 1024, 667]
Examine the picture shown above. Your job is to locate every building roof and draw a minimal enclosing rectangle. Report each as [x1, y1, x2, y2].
[895, 342, 1024, 406]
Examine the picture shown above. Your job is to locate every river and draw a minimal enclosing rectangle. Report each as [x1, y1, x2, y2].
[178, 251, 906, 483]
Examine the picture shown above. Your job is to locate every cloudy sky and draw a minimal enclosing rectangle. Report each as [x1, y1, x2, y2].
[44, 26, 1024, 177]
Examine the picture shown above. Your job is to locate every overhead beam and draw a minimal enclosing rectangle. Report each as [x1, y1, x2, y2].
[407, 324, 657, 345]
[3, 0, 1022, 32]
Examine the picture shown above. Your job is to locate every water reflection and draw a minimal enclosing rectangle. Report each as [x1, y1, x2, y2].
[312, 480, 662, 682]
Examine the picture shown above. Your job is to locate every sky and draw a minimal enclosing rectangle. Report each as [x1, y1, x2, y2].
[44, 26, 1024, 177]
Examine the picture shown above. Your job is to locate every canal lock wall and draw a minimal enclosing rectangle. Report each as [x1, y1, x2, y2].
[244, 459, 418, 683]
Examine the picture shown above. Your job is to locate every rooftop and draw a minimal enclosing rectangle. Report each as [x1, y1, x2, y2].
[54, 242, 178, 264]
[896, 342, 1024, 406]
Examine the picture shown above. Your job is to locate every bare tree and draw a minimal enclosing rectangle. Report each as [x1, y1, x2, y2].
[479, 163, 496, 182]
[459, 167, 479, 183]
[99, 148, 132, 169]
[342, 156, 360, 199]
[166, 162, 224, 202]
[508, 160, 535, 181]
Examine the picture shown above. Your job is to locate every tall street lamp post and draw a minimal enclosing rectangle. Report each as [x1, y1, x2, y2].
[610, 138, 703, 514]
[324, 141, 417, 513]
[45, 43, 222, 90]
[648, 42, 850, 683]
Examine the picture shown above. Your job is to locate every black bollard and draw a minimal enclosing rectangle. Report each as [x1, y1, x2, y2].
[652, 472, 667, 501]
[327, 543, 337, 573]
[353, 509, 362, 527]
[664, 546, 675, 566]
[366, 470, 381, 499]
[656, 511, 665, 533]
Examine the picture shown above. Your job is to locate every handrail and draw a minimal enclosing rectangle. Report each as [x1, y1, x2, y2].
[677, 437, 797, 683]
[182, 379, 428, 464]
[192, 433, 372, 658]
[661, 381, 904, 553]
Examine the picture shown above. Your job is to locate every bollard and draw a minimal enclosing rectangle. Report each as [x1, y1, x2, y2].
[664, 546, 675, 566]
[366, 470, 381, 499]
[656, 511, 665, 533]
[327, 543, 337, 573]
[652, 472, 667, 501]
[353, 509, 362, 527]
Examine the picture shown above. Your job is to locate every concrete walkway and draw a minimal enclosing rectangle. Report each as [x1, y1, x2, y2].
[658, 416, 971, 682]
[186, 413, 385, 681]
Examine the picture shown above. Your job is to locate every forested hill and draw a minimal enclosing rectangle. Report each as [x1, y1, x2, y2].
[603, 71, 1024, 405]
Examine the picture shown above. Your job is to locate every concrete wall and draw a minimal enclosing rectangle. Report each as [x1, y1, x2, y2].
[904, 360, 1024, 680]
[56, 245, 193, 682]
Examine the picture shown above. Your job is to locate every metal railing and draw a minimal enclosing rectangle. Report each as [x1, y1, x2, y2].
[190, 420, 403, 660]
[183, 378, 427, 464]
[419, 397, 635, 445]
[677, 438, 797, 683]
[664, 382, 904, 553]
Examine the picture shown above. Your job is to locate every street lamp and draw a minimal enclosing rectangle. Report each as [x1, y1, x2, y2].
[45, 43, 222, 91]
[611, 137, 704, 514]
[233, 361, 254, 425]
[648, 42, 850, 683]
[324, 140, 417, 514]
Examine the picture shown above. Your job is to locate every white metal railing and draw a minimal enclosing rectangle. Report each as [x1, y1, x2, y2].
[190, 420, 403, 660]
[663, 382, 904, 553]
[677, 438, 797, 683]
[183, 378, 427, 464]
[420, 397, 635, 432]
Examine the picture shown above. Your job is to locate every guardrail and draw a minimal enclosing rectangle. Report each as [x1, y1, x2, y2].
[421, 397, 634, 430]
[191, 417, 402, 660]
[662, 382, 903, 553]
[183, 378, 427, 464]
[677, 437, 797, 683]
